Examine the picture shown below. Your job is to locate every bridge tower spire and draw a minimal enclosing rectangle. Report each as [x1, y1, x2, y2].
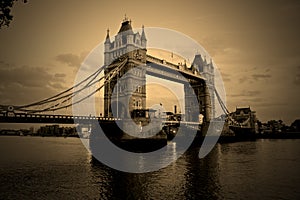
[141, 25, 147, 48]
[105, 28, 110, 42]
[104, 28, 111, 65]
[191, 53, 215, 120]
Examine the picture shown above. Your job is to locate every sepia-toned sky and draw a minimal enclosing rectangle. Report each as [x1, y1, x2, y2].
[0, 0, 300, 124]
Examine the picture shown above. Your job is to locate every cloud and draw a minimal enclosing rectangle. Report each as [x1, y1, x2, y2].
[0, 60, 12, 69]
[254, 102, 288, 107]
[54, 73, 66, 78]
[294, 74, 300, 85]
[252, 74, 272, 80]
[291, 65, 300, 85]
[230, 90, 261, 98]
[222, 48, 241, 57]
[240, 97, 263, 103]
[0, 63, 68, 105]
[220, 72, 231, 82]
[49, 83, 65, 90]
[53, 73, 67, 84]
[55, 52, 88, 68]
[0, 66, 53, 88]
[239, 76, 248, 84]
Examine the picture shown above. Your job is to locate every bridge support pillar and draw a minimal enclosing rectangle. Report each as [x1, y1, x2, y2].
[184, 80, 213, 123]
[204, 84, 212, 122]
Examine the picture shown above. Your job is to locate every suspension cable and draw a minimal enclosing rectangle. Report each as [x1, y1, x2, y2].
[214, 87, 230, 115]
[21, 58, 128, 113]
[16, 67, 104, 109]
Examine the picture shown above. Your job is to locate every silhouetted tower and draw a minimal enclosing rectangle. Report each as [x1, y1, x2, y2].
[188, 54, 215, 121]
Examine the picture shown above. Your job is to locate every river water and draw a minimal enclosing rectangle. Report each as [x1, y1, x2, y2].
[0, 136, 299, 200]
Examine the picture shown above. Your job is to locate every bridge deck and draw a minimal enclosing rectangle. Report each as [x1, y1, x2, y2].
[0, 113, 199, 125]
[146, 55, 206, 82]
[0, 113, 119, 124]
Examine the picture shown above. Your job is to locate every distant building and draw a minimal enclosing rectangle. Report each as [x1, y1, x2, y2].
[291, 119, 300, 132]
[37, 125, 77, 137]
[227, 107, 258, 136]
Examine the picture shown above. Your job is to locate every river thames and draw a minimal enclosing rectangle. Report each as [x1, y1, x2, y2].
[0, 136, 299, 199]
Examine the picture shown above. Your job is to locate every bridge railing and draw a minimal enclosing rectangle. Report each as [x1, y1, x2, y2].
[146, 55, 180, 70]
[0, 112, 123, 123]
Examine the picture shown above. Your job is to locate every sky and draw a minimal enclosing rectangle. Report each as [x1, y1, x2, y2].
[0, 0, 300, 125]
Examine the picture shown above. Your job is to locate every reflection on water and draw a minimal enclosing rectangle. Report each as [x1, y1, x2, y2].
[89, 142, 222, 199]
[0, 136, 299, 199]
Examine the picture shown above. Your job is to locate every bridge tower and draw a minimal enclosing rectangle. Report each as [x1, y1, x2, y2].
[103, 17, 147, 118]
[186, 54, 215, 122]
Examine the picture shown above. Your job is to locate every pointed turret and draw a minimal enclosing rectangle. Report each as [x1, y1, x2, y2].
[192, 54, 204, 72]
[141, 25, 147, 48]
[105, 28, 111, 44]
[104, 28, 111, 65]
[141, 25, 146, 40]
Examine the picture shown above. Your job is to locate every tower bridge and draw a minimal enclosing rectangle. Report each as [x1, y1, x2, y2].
[103, 18, 215, 123]
[0, 18, 218, 135]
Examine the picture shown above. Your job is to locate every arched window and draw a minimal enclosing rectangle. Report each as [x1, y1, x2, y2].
[133, 98, 136, 108]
